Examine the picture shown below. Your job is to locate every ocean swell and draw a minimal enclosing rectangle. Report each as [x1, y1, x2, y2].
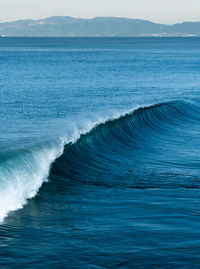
[1, 100, 199, 223]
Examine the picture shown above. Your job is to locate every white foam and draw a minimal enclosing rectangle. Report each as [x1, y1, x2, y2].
[0, 107, 142, 223]
[0, 139, 66, 223]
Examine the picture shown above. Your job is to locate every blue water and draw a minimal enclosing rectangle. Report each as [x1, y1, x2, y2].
[1, 37, 200, 268]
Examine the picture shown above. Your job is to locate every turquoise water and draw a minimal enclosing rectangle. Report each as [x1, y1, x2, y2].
[1, 37, 200, 267]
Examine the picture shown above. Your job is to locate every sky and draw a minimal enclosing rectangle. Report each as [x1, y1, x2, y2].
[0, 0, 200, 24]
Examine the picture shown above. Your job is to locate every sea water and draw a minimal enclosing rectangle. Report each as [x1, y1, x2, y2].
[1, 37, 200, 267]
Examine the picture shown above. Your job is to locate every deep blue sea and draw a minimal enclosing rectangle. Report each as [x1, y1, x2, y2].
[1, 37, 200, 268]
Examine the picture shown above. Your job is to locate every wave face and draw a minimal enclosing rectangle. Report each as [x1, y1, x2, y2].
[2, 100, 200, 223]
[50, 100, 200, 188]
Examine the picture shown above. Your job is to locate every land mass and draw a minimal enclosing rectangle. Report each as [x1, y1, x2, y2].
[1, 16, 200, 37]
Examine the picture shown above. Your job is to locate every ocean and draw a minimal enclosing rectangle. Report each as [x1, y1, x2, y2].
[1, 37, 200, 268]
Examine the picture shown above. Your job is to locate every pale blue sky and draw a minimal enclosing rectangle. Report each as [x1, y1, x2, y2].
[1, 0, 200, 24]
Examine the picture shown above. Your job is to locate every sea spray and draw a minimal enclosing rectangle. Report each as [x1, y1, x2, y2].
[0, 103, 174, 223]
[0, 109, 133, 223]
[0, 138, 67, 223]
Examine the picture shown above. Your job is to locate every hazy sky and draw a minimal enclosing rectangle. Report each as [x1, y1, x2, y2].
[1, 0, 200, 24]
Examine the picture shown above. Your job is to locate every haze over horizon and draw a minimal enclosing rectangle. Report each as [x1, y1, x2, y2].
[0, 0, 200, 24]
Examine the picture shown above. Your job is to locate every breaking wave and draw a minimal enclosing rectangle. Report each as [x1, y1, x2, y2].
[1, 100, 200, 222]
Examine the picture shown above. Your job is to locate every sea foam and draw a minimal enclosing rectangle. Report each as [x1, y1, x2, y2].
[0, 107, 144, 223]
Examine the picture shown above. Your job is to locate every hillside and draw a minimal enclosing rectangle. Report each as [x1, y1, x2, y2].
[0, 16, 200, 37]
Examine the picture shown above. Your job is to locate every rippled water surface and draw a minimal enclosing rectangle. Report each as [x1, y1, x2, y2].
[1, 37, 200, 268]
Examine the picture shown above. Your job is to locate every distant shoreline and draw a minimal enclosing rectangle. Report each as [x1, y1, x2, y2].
[0, 36, 200, 38]
[0, 16, 200, 37]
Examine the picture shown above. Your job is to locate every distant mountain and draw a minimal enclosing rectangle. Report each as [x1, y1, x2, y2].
[0, 16, 200, 37]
